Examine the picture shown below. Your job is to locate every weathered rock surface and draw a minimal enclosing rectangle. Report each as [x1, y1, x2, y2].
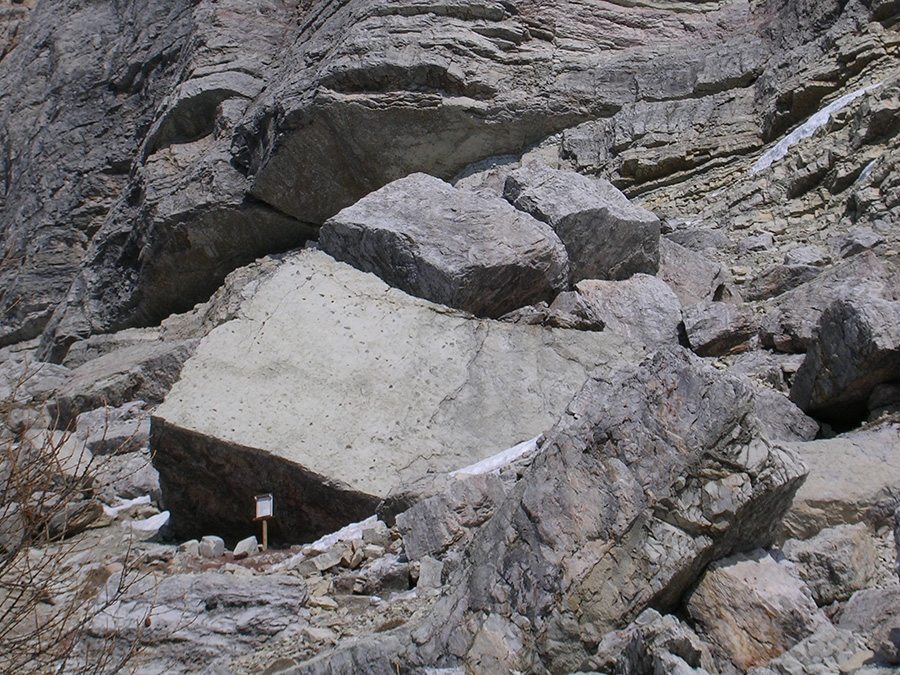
[396, 473, 507, 564]
[52, 339, 197, 429]
[502, 162, 660, 283]
[683, 301, 757, 357]
[780, 422, 900, 540]
[584, 609, 716, 675]
[87, 570, 309, 674]
[782, 523, 878, 606]
[21, 0, 898, 363]
[838, 586, 900, 664]
[657, 238, 729, 307]
[750, 389, 820, 443]
[75, 401, 150, 456]
[402, 348, 807, 673]
[790, 292, 900, 424]
[760, 253, 895, 354]
[152, 249, 639, 543]
[748, 623, 870, 675]
[319, 173, 568, 318]
[686, 549, 826, 671]
[576, 275, 683, 349]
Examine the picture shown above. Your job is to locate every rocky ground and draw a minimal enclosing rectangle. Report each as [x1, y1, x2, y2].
[1, 0, 900, 674]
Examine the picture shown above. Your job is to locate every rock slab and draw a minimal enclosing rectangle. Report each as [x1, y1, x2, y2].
[152, 250, 639, 543]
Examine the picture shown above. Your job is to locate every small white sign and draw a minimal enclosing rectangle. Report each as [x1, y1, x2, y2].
[254, 494, 274, 520]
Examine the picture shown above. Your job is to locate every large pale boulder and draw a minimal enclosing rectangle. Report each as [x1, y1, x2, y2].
[319, 173, 568, 318]
[502, 162, 660, 283]
[780, 423, 900, 540]
[152, 249, 639, 543]
[686, 550, 827, 671]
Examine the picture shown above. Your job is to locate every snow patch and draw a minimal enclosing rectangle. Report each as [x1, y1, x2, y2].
[450, 434, 542, 477]
[129, 511, 169, 532]
[751, 83, 882, 175]
[102, 495, 151, 517]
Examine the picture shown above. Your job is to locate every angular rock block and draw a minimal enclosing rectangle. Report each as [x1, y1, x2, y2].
[658, 238, 729, 306]
[790, 293, 900, 423]
[152, 250, 639, 543]
[682, 300, 757, 357]
[503, 162, 660, 283]
[686, 549, 826, 670]
[52, 340, 198, 428]
[319, 173, 568, 318]
[576, 275, 682, 349]
[405, 347, 808, 673]
[760, 252, 892, 353]
[782, 523, 877, 606]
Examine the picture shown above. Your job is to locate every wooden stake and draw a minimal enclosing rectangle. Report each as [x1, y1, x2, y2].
[262, 519, 268, 551]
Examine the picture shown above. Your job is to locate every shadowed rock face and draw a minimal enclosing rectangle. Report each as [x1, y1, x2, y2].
[3, 0, 886, 361]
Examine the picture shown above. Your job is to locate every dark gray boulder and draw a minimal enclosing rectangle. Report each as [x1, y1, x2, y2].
[760, 252, 893, 354]
[790, 293, 900, 423]
[502, 162, 660, 283]
[319, 173, 568, 318]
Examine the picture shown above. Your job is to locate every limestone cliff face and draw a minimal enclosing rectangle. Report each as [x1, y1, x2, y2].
[0, 0, 896, 359]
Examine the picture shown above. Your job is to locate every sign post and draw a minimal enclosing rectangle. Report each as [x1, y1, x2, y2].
[254, 494, 274, 551]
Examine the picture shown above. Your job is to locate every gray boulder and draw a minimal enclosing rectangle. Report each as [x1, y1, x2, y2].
[499, 292, 606, 331]
[685, 549, 826, 671]
[87, 571, 309, 675]
[781, 523, 877, 606]
[895, 505, 900, 585]
[780, 423, 900, 540]
[657, 238, 729, 306]
[502, 162, 660, 283]
[319, 173, 568, 318]
[92, 449, 161, 504]
[52, 340, 197, 429]
[729, 350, 805, 394]
[760, 252, 893, 353]
[868, 383, 900, 421]
[583, 609, 715, 675]
[743, 265, 822, 302]
[576, 275, 683, 349]
[838, 586, 900, 665]
[405, 348, 807, 674]
[790, 293, 900, 423]
[682, 301, 757, 357]
[396, 473, 507, 563]
[75, 401, 150, 456]
[152, 249, 640, 543]
[748, 623, 870, 675]
[751, 389, 820, 443]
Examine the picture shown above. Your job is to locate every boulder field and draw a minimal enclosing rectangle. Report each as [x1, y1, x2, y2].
[0, 0, 900, 674]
